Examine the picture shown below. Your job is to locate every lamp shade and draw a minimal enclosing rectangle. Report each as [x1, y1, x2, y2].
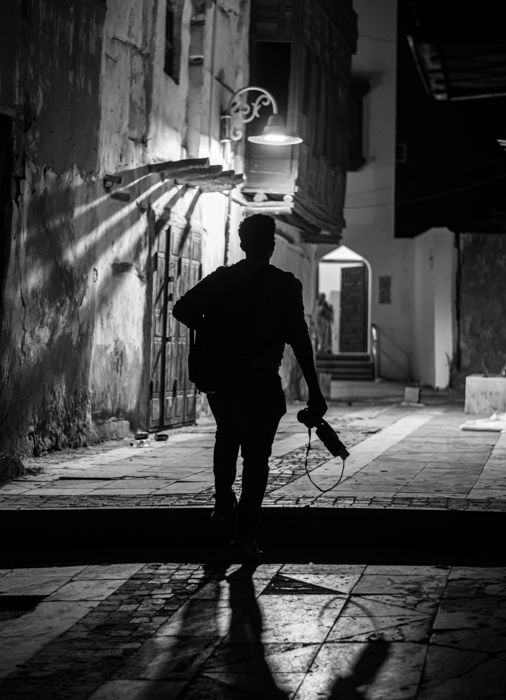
[247, 114, 302, 146]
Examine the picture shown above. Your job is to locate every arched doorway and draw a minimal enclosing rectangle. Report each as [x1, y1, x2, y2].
[318, 245, 371, 355]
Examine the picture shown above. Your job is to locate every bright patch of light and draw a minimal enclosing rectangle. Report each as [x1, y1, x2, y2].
[264, 133, 289, 143]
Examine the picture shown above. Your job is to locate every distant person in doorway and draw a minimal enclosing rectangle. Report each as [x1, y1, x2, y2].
[317, 292, 334, 353]
[173, 214, 327, 560]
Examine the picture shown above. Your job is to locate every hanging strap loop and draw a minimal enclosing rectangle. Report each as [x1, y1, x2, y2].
[304, 428, 346, 493]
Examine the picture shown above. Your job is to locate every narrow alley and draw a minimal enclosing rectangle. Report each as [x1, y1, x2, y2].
[2, 0, 506, 697]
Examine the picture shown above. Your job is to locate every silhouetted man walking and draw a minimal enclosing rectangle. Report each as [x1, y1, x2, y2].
[173, 214, 327, 559]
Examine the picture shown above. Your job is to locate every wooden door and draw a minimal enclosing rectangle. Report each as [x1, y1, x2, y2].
[149, 225, 200, 429]
[339, 264, 368, 353]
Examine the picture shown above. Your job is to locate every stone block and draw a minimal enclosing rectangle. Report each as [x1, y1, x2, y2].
[404, 386, 421, 403]
[465, 374, 506, 414]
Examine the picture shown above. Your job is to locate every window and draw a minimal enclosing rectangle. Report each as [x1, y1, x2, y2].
[164, 1, 181, 83]
[347, 78, 370, 171]
[251, 41, 291, 121]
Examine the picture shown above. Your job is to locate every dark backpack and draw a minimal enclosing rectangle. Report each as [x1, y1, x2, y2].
[188, 265, 275, 392]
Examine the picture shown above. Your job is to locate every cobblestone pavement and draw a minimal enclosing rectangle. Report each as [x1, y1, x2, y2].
[1, 399, 505, 512]
[1, 561, 506, 698]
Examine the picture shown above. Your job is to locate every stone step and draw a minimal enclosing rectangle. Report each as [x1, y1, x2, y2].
[318, 360, 374, 369]
[328, 370, 375, 380]
[316, 353, 371, 362]
[1, 506, 504, 567]
[317, 357, 375, 380]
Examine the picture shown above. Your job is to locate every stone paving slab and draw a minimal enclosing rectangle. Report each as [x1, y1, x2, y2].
[1, 562, 506, 698]
[1, 402, 505, 513]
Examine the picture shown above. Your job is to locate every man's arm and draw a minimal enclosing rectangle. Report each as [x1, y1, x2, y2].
[285, 277, 328, 417]
[172, 270, 219, 329]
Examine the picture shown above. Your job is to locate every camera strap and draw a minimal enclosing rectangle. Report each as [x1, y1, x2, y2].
[304, 428, 346, 492]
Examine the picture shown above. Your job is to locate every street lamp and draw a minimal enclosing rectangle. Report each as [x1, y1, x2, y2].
[220, 86, 302, 146]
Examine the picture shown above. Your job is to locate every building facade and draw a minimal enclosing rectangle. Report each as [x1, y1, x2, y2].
[0, 0, 357, 472]
[334, 0, 503, 391]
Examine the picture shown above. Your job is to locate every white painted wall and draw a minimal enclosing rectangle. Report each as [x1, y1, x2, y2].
[270, 225, 319, 397]
[433, 234, 456, 388]
[342, 0, 417, 380]
[413, 229, 455, 388]
[343, 0, 457, 387]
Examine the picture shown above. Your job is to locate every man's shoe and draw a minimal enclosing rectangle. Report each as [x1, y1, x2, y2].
[231, 537, 264, 561]
[210, 493, 237, 526]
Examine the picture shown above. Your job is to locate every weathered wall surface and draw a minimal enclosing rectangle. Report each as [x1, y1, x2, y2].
[0, 0, 252, 464]
[458, 234, 506, 381]
[0, 0, 105, 459]
[91, 0, 178, 431]
[272, 226, 318, 400]
[90, 0, 251, 432]
[1, 0, 335, 468]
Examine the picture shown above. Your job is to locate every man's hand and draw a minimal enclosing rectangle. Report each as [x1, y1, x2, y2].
[307, 389, 327, 418]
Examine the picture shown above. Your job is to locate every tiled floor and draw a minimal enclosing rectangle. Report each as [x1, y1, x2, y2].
[1, 402, 505, 510]
[1, 562, 506, 698]
[2, 390, 505, 697]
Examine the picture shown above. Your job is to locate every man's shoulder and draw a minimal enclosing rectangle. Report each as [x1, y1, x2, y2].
[267, 266, 302, 292]
[213, 262, 302, 294]
[201, 265, 229, 286]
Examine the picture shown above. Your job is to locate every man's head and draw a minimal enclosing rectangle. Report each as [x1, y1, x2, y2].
[238, 214, 276, 258]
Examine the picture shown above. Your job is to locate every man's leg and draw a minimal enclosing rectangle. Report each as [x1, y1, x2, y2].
[235, 411, 282, 542]
[207, 393, 240, 511]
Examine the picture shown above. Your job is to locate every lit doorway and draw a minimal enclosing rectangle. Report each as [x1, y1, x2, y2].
[318, 246, 371, 354]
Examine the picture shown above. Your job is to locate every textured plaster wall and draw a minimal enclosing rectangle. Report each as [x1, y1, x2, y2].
[1, 0, 326, 462]
[177, 0, 251, 277]
[90, 0, 177, 429]
[0, 0, 105, 459]
[0, 0, 251, 462]
[90, 0, 250, 430]
[458, 234, 506, 380]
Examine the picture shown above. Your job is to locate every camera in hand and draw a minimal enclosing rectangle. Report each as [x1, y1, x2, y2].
[297, 408, 350, 460]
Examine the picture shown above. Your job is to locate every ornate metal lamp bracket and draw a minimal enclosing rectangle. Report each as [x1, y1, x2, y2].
[221, 86, 279, 142]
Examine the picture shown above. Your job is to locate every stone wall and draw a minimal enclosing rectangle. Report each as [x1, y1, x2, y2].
[457, 233, 506, 382]
[0, 0, 251, 472]
[1, 0, 343, 474]
[0, 1, 106, 460]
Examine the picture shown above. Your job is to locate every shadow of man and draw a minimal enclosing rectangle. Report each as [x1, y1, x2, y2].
[327, 637, 390, 699]
[222, 563, 289, 698]
[165, 562, 288, 697]
[139, 561, 229, 687]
